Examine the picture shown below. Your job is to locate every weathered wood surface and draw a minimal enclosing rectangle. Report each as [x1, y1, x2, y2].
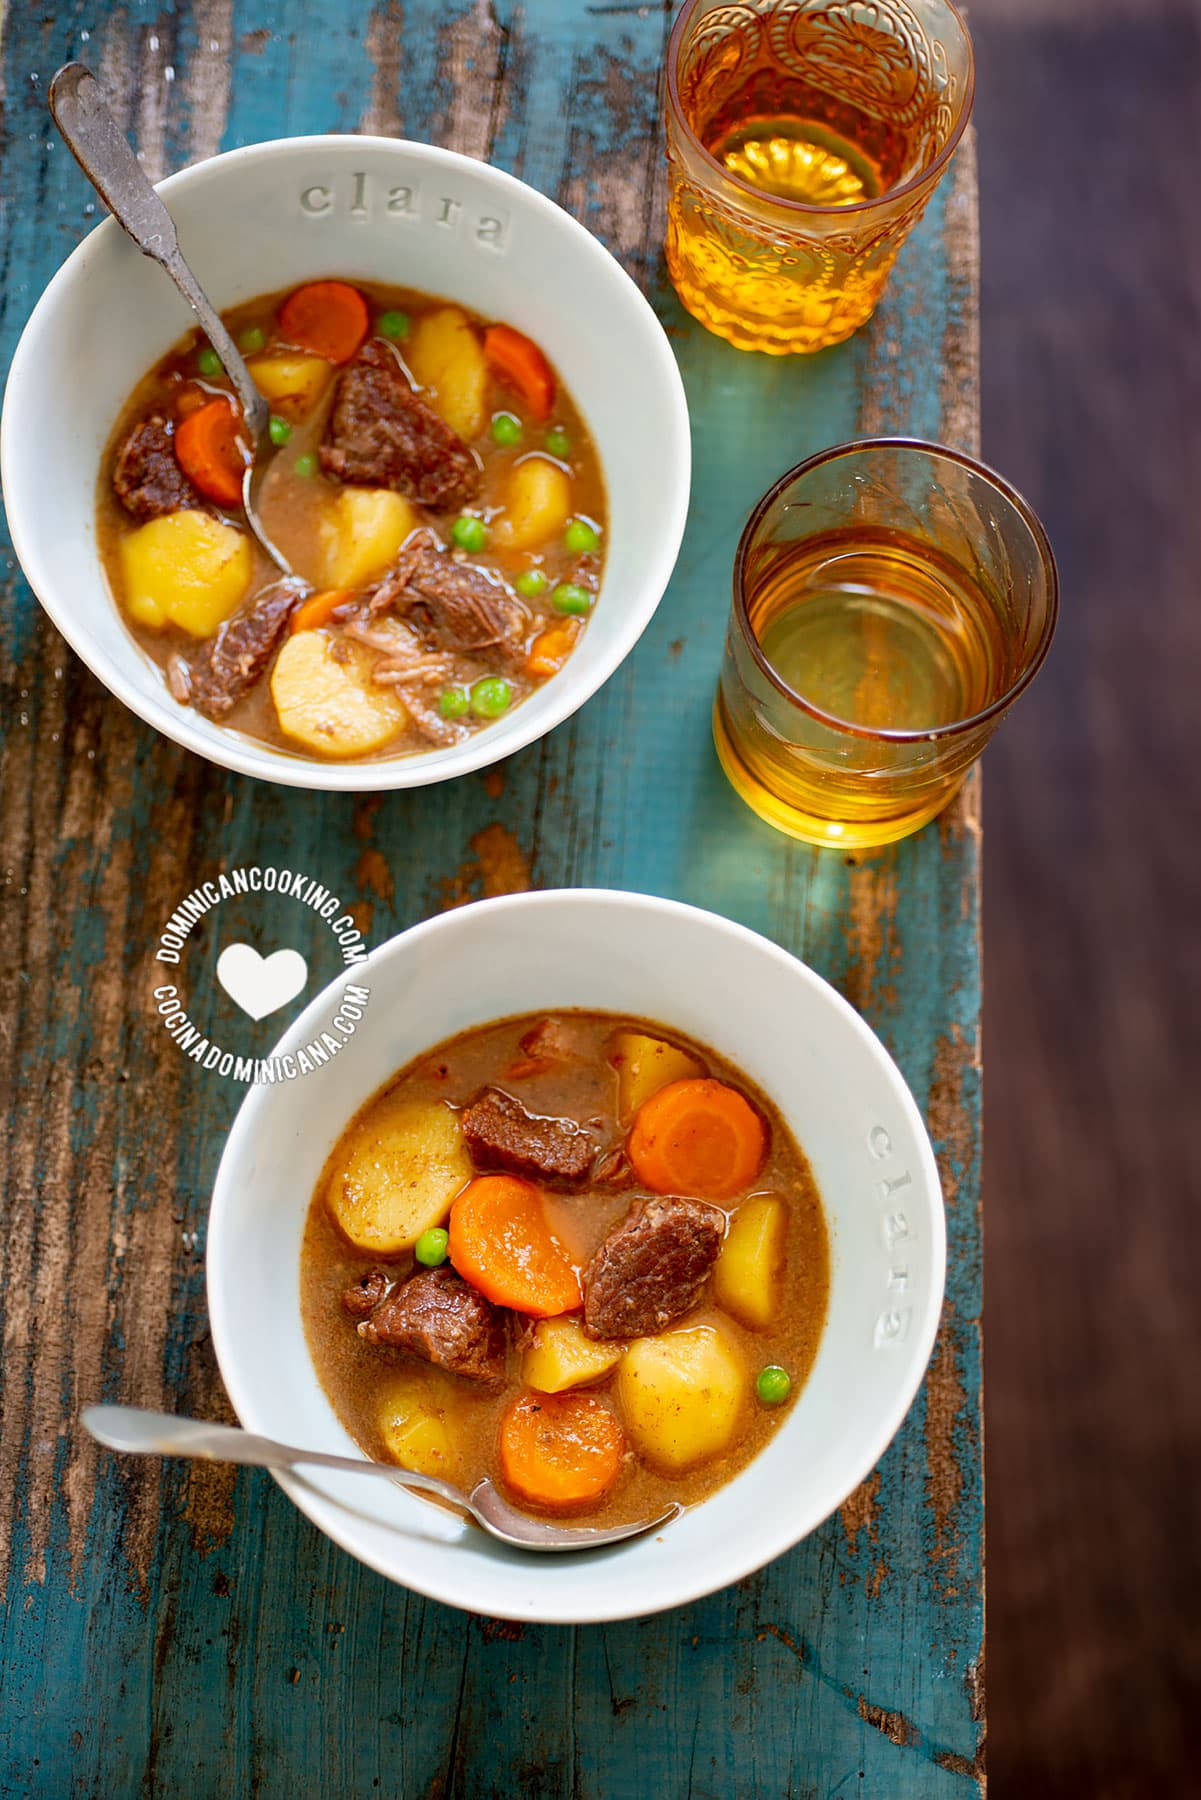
[0, 3, 983, 1795]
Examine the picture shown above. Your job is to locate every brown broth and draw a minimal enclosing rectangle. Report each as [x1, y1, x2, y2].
[300, 1010, 830, 1528]
[96, 281, 607, 762]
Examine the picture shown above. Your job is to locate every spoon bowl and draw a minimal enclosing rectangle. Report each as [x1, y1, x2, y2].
[82, 1404, 680, 1553]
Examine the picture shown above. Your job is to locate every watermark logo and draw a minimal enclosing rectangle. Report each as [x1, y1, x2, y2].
[151, 864, 373, 1084]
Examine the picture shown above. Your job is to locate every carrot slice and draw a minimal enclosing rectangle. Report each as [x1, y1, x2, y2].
[498, 1391, 625, 1509]
[278, 281, 370, 365]
[173, 397, 247, 508]
[525, 620, 581, 681]
[448, 1174, 582, 1316]
[484, 324, 556, 422]
[627, 1078, 766, 1201]
[290, 588, 354, 634]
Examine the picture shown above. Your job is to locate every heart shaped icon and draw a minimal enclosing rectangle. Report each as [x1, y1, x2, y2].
[215, 943, 308, 1022]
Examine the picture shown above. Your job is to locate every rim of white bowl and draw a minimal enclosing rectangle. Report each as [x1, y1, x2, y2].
[206, 888, 947, 1622]
[1, 136, 691, 791]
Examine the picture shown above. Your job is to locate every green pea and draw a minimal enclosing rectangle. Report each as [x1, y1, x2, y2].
[755, 1365, 792, 1407]
[515, 568, 549, 601]
[545, 426, 572, 459]
[491, 411, 523, 447]
[471, 676, 512, 719]
[564, 517, 600, 555]
[451, 514, 489, 552]
[378, 309, 410, 341]
[293, 451, 318, 478]
[268, 414, 292, 446]
[414, 1227, 450, 1267]
[196, 345, 222, 378]
[551, 582, 592, 617]
[439, 686, 470, 720]
[238, 325, 266, 354]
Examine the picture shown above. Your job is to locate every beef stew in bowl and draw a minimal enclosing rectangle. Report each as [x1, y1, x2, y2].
[98, 281, 606, 760]
[6, 135, 688, 792]
[207, 886, 944, 1619]
[302, 1010, 830, 1527]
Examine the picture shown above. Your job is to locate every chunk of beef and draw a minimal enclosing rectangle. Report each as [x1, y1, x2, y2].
[187, 582, 301, 720]
[321, 341, 480, 508]
[358, 1267, 505, 1382]
[386, 545, 530, 672]
[583, 1195, 725, 1339]
[362, 531, 439, 620]
[461, 1087, 595, 1184]
[341, 1269, 389, 1319]
[112, 416, 202, 520]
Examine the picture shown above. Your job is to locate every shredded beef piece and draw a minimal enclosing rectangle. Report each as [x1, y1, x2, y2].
[583, 1195, 725, 1339]
[590, 1146, 636, 1189]
[342, 1270, 389, 1318]
[386, 544, 530, 671]
[321, 341, 480, 508]
[388, 682, 468, 748]
[112, 416, 203, 520]
[166, 655, 192, 705]
[187, 582, 302, 720]
[338, 609, 467, 746]
[461, 1087, 596, 1184]
[519, 1018, 582, 1064]
[358, 1267, 505, 1382]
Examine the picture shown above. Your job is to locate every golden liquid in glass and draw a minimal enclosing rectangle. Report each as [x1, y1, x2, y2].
[666, 49, 919, 352]
[715, 530, 1007, 845]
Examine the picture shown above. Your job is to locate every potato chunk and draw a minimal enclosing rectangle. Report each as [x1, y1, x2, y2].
[119, 511, 252, 637]
[246, 353, 332, 421]
[377, 1368, 465, 1481]
[713, 1196, 786, 1331]
[492, 455, 572, 552]
[523, 1315, 623, 1393]
[271, 630, 408, 758]
[327, 1096, 472, 1253]
[406, 306, 487, 442]
[617, 1324, 746, 1473]
[614, 1031, 704, 1121]
[319, 487, 416, 588]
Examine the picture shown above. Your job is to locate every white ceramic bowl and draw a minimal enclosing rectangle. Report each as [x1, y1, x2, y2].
[207, 890, 945, 1623]
[1, 137, 690, 789]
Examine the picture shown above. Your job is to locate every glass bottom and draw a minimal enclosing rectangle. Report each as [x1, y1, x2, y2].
[664, 229, 890, 355]
[667, 269, 877, 355]
[712, 696, 961, 848]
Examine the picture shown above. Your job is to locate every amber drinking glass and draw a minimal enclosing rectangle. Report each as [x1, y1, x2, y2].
[664, 0, 975, 353]
[714, 440, 1058, 847]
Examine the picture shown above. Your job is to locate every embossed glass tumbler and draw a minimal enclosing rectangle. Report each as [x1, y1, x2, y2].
[664, 0, 975, 353]
[714, 440, 1059, 847]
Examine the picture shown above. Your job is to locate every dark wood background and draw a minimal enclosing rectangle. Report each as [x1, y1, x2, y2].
[972, 0, 1201, 1792]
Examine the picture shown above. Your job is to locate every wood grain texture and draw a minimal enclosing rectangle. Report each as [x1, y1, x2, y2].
[970, 1, 1201, 1793]
[0, 3, 983, 1794]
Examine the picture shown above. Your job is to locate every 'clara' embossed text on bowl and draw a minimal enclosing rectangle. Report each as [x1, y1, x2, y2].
[1, 136, 691, 790]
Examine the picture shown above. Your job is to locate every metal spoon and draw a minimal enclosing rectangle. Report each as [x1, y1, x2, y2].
[82, 1405, 680, 1553]
[48, 62, 299, 583]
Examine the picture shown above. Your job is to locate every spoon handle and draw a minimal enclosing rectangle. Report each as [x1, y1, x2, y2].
[48, 62, 267, 439]
[81, 1405, 465, 1508]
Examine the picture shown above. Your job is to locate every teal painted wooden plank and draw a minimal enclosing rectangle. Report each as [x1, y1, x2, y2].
[0, 2, 983, 1795]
